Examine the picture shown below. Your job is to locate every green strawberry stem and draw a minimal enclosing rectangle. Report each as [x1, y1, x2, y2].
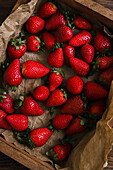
[47, 119, 55, 132]
[59, 135, 76, 146]
[49, 42, 64, 53]
[46, 149, 59, 162]
[49, 107, 55, 117]
[0, 95, 7, 102]
[60, 88, 67, 98]
[50, 69, 65, 78]
[9, 85, 17, 92]
[14, 94, 25, 109]
[10, 37, 26, 50]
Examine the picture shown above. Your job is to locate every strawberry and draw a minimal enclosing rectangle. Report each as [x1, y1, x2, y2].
[49, 70, 64, 92]
[46, 89, 67, 107]
[0, 110, 12, 130]
[99, 66, 113, 87]
[30, 127, 53, 147]
[74, 16, 93, 29]
[38, 2, 57, 19]
[20, 96, 44, 116]
[3, 59, 22, 86]
[6, 114, 28, 131]
[42, 32, 56, 50]
[69, 30, 92, 47]
[61, 95, 87, 115]
[47, 48, 64, 68]
[69, 57, 90, 76]
[81, 44, 95, 64]
[26, 36, 41, 52]
[46, 144, 71, 162]
[0, 94, 15, 114]
[66, 76, 84, 95]
[8, 38, 26, 59]
[89, 100, 105, 118]
[84, 81, 108, 100]
[26, 16, 45, 34]
[93, 29, 111, 52]
[65, 117, 85, 135]
[52, 114, 73, 130]
[56, 25, 73, 43]
[63, 44, 75, 65]
[45, 12, 66, 31]
[22, 60, 50, 79]
[33, 86, 49, 101]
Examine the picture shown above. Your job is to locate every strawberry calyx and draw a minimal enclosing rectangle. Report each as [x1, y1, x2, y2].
[60, 88, 67, 98]
[49, 107, 55, 117]
[63, 9, 75, 30]
[46, 149, 59, 162]
[49, 2, 57, 10]
[10, 37, 26, 50]
[0, 94, 7, 102]
[14, 94, 25, 109]
[47, 119, 55, 132]
[49, 42, 63, 53]
[59, 135, 76, 145]
[50, 69, 64, 78]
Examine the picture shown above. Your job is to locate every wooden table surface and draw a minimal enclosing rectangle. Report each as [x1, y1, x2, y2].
[0, 0, 113, 169]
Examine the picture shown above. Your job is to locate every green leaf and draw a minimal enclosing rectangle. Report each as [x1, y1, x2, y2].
[2, 96, 7, 99]
[80, 119, 85, 125]
[83, 103, 87, 108]
[96, 60, 101, 64]
[16, 46, 19, 50]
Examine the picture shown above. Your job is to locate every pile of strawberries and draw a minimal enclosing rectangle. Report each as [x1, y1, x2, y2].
[0, 1, 113, 163]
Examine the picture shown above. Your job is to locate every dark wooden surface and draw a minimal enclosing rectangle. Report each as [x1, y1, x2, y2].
[0, 0, 113, 169]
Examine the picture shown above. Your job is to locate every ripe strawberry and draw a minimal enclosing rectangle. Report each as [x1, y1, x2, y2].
[42, 32, 56, 50]
[93, 29, 111, 52]
[66, 76, 84, 95]
[81, 44, 95, 64]
[49, 70, 64, 92]
[6, 114, 28, 131]
[0, 94, 15, 114]
[89, 100, 105, 118]
[26, 36, 41, 52]
[46, 89, 67, 107]
[56, 25, 73, 43]
[8, 38, 26, 59]
[74, 16, 93, 29]
[52, 114, 73, 130]
[0, 110, 12, 130]
[47, 48, 64, 68]
[99, 66, 113, 87]
[69, 30, 92, 47]
[26, 16, 45, 34]
[46, 144, 71, 162]
[65, 117, 85, 135]
[38, 2, 57, 18]
[3, 59, 22, 86]
[20, 96, 44, 116]
[61, 95, 87, 115]
[69, 57, 90, 76]
[30, 127, 53, 147]
[84, 81, 108, 100]
[33, 86, 49, 101]
[63, 44, 75, 65]
[22, 60, 50, 79]
[45, 12, 66, 31]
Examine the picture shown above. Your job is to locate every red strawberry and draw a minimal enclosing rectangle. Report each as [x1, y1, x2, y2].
[0, 94, 14, 114]
[65, 117, 85, 135]
[45, 12, 66, 31]
[26, 36, 41, 52]
[46, 89, 67, 107]
[69, 57, 90, 76]
[74, 16, 93, 29]
[49, 70, 64, 92]
[6, 114, 28, 131]
[0, 110, 12, 130]
[52, 114, 73, 130]
[22, 60, 50, 79]
[38, 2, 57, 18]
[69, 30, 92, 47]
[30, 127, 53, 147]
[56, 25, 73, 43]
[26, 16, 45, 34]
[8, 38, 26, 59]
[94, 56, 113, 71]
[47, 48, 64, 68]
[84, 81, 108, 100]
[99, 66, 113, 87]
[46, 144, 71, 162]
[93, 29, 111, 52]
[61, 95, 87, 115]
[33, 86, 49, 101]
[3, 59, 22, 86]
[63, 44, 75, 65]
[66, 76, 84, 95]
[20, 96, 44, 116]
[89, 100, 105, 118]
[81, 44, 95, 64]
[42, 32, 56, 50]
